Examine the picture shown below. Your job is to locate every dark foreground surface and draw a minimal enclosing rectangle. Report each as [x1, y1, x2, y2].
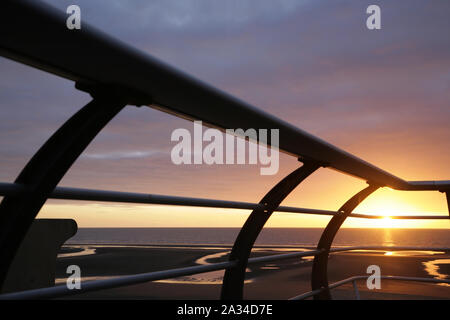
[55, 245, 450, 300]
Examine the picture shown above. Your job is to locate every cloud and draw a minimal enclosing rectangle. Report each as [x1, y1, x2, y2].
[82, 150, 163, 160]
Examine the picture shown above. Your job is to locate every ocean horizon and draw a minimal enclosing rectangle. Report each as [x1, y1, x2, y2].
[66, 228, 450, 248]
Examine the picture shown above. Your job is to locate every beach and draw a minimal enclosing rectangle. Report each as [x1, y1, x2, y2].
[55, 245, 450, 300]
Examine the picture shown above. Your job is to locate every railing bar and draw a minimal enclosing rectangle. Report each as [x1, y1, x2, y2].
[348, 214, 448, 220]
[0, 182, 26, 197]
[52, 186, 265, 210]
[0, 183, 447, 220]
[328, 276, 367, 289]
[328, 275, 450, 290]
[290, 275, 450, 300]
[247, 250, 322, 264]
[329, 246, 450, 253]
[276, 206, 450, 219]
[380, 275, 450, 284]
[352, 280, 360, 300]
[289, 288, 323, 300]
[0, 260, 237, 300]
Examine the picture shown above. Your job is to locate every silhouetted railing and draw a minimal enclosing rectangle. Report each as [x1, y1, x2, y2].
[0, 0, 449, 300]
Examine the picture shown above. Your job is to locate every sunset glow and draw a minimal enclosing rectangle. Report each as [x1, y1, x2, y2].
[2, 0, 449, 230]
[376, 217, 395, 229]
[2, 0, 450, 304]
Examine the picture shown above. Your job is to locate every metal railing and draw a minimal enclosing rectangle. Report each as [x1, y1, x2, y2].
[290, 275, 450, 300]
[0, 183, 448, 220]
[0, 0, 449, 300]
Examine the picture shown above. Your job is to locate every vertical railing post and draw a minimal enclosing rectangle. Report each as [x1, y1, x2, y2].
[311, 184, 380, 299]
[352, 279, 360, 300]
[445, 191, 450, 217]
[221, 160, 321, 300]
[0, 88, 136, 289]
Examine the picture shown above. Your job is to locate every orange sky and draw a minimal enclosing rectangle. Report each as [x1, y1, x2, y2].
[1, 1, 449, 229]
[36, 144, 449, 229]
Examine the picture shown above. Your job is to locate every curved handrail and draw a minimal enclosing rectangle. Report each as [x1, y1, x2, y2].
[221, 161, 320, 299]
[311, 185, 380, 299]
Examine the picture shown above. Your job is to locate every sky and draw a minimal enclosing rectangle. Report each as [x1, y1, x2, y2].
[0, 0, 449, 228]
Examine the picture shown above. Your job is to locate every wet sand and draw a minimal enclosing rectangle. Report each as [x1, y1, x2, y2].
[55, 245, 450, 300]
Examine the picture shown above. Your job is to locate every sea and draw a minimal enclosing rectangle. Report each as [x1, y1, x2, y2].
[66, 228, 450, 248]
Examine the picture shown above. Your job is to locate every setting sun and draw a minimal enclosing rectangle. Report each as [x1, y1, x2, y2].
[376, 217, 395, 228]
